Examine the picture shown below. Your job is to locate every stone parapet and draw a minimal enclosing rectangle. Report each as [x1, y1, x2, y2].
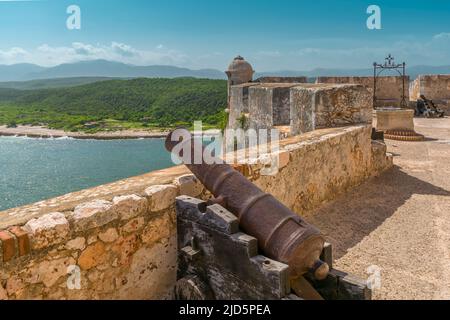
[255, 76, 308, 84]
[317, 76, 409, 108]
[290, 84, 372, 135]
[248, 84, 300, 130]
[230, 82, 372, 135]
[228, 83, 260, 129]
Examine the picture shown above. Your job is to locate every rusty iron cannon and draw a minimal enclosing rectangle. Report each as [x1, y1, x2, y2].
[165, 128, 329, 281]
[416, 95, 445, 118]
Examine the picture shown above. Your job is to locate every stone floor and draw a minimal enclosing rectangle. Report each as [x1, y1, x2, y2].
[305, 117, 450, 300]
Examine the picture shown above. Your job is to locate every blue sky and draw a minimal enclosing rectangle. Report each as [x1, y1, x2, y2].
[0, 0, 450, 70]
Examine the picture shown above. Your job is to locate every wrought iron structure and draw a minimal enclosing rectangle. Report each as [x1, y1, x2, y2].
[373, 54, 408, 108]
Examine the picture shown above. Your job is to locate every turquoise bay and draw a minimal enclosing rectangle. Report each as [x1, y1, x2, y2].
[0, 136, 174, 211]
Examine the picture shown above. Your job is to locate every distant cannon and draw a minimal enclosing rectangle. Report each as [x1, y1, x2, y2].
[416, 95, 445, 118]
[165, 128, 329, 281]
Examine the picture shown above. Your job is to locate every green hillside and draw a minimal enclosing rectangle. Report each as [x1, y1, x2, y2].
[0, 78, 228, 132]
[0, 77, 116, 90]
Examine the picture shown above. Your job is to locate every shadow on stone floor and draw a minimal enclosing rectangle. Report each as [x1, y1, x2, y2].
[422, 137, 440, 142]
[303, 165, 450, 260]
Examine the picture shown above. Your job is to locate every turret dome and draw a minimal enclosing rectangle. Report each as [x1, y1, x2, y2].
[225, 56, 254, 85]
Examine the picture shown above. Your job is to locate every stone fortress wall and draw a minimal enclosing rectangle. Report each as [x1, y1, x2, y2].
[315, 75, 450, 115]
[229, 81, 372, 136]
[254, 76, 308, 84]
[316, 76, 409, 108]
[228, 71, 450, 133]
[410, 74, 450, 101]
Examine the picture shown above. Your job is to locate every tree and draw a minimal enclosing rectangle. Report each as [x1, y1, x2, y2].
[6, 121, 17, 128]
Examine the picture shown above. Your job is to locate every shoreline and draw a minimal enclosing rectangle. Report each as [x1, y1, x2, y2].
[0, 125, 169, 140]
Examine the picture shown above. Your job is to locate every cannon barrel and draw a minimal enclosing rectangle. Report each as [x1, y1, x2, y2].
[166, 129, 329, 280]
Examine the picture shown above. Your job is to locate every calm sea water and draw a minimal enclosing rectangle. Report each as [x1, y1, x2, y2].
[0, 136, 174, 211]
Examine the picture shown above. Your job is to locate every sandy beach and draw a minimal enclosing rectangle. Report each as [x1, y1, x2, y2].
[0, 125, 169, 140]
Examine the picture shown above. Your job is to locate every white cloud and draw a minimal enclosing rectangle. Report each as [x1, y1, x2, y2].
[111, 42, 138, 57]
[72, 42, 107, 56]
[0, 47, 29, 63]
[433, 33, 450, 40]
[256, 50, 281, 57]
[0, 42, 188, 67]
[2, 33, 450, 70]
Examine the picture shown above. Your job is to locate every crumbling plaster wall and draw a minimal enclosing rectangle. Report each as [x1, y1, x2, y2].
[0, 127, 392, 300]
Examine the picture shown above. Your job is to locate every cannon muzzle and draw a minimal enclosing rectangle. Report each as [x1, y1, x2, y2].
[166, 128, 329, 280]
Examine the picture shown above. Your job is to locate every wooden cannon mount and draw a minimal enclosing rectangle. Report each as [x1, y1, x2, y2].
[174, 195, 372, 300]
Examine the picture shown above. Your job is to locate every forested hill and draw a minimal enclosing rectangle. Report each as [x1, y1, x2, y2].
[0, 78, 228, 131]
[0, 77, 116, 90]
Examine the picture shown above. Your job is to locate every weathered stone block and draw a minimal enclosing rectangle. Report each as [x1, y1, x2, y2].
[272, 86, 294, 126]
[248, 86, 273, 130]
[6, 276, 25, 296]
[276, 150, 290, 170]
[290, 84, 372, 135]
[112, 234, 139, 266]
[371, 141, 393, 174]
[8, 226, 30, 257]
[65, 237, 86, 251]
[72, 200, 118, 231]
[78, 242, 107, 270]
[141, 214, 172, 245]
[144, 185, 178, 212]
[114, 238, 177, 300]
[24, 212, 70, 250]
[122, 217, 145, 234]
[112, 194, 148, 220]
[289, 87, 315, 134]
[174, 174, 204, 198]
[87, 235, 98, 245]
[98, 228, 119, 243]
[373, 109, 415, 131]
[26, 257, 75, 287]
[228, 83, 259, 129]
[317, 76, 409, 108]
[248, 84, 298, 130]
[0, 230, 16, 262]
